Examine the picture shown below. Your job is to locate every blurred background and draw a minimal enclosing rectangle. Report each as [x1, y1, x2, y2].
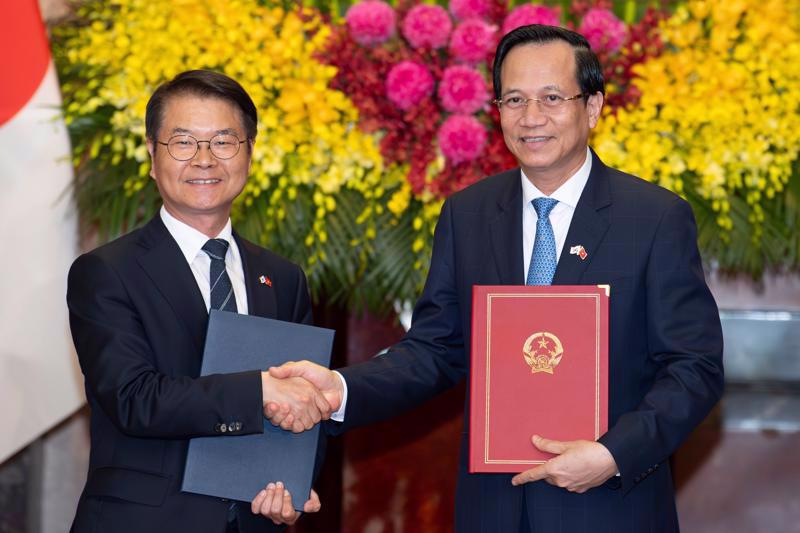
[2, 0, 799, 531]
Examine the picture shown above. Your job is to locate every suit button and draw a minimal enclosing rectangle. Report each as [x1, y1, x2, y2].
[214, 423, 222, 433]
[220, 424, 228, 433]
[235, 422, 242, 431]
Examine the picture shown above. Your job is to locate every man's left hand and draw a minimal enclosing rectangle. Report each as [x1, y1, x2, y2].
[250, 482, 321, 525]
[511, 435, 618, 494]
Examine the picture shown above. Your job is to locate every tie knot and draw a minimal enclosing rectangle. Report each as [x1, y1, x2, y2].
[202, 238, 230, 261]
[532, 197, 558, 218]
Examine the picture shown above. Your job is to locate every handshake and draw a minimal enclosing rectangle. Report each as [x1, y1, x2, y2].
[260, 361, 344, 433]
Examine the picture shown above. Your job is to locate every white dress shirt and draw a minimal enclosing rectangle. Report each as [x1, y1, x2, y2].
[160, 206, 248, 314]
[521, 147, 592, 281]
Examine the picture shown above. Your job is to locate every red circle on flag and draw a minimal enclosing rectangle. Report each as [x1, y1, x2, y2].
[0, 1, 51, 126]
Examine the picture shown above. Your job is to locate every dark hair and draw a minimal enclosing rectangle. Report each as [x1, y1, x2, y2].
[492, 25, 605, 102]
[145, 69, 257, 142]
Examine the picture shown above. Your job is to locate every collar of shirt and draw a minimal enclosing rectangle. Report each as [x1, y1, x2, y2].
[160, 206, 237, 264]
[521, 146, 592, 211]
[520, 147, 593, 276]
[159, 206, 248, 314]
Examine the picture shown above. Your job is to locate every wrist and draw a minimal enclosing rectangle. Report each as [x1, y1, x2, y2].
[260, 371, 272, 405]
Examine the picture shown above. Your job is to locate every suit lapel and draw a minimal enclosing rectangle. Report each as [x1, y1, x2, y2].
[489, 170, 525, 285]
[136, 216, 209, 354]
[552, 150, 612, 285]
[235, 233, 278, 319]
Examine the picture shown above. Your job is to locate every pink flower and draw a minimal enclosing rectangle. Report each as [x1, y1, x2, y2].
[449, 18, 497, 64]
[448, 0, 490, 21]
[385, 61, 435, 111]
[345, 0, 397, 46]
[501, 4, 561, 36]
[402, 4, 453, 49]
[578, 8, 627, 52]
[437, 114, 487, 164]
[438, 65, 490, 114]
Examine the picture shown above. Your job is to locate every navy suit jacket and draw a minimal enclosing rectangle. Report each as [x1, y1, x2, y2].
[336, 151, 724, 533]
[67, 215, 317, 533]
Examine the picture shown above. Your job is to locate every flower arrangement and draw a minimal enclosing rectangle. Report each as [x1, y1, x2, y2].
[54, 0, 800, 314]
[592, 0, 800, 275]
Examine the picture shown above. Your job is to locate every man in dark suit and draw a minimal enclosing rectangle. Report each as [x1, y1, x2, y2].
[67, 70, 330, 532]
[268, 25, 724, 532]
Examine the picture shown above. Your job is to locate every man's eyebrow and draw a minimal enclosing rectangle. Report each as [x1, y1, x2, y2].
[501, 84, 564, 97]
[168, 127, 242, 137]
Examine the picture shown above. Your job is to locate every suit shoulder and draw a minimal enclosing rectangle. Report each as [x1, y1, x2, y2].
[605, 166, 685, 212]
[446, 168, 519, 211]
[71, 226, 148, 271]
[67, 227, 152, 297]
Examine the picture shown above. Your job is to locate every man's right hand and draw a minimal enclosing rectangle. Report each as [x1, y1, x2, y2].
[260, 371, 332, 433]
[265, 361, 344, 430]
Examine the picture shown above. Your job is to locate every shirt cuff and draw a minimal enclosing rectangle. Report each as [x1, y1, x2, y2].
[330, 370, 348, 422]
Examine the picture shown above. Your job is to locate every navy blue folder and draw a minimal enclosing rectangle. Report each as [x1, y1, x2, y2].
[182, 310, 334, 509]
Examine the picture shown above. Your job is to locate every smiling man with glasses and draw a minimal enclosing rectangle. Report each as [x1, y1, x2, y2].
[265, 24, 724, 533]
[67, 70, 329, 533]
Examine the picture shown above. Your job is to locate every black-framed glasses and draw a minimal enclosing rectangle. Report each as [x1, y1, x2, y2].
[493, 93, 586, 112]
[157, 134, 247, 161]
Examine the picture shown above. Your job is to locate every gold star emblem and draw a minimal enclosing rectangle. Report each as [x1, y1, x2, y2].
[537, 337, 550, 350]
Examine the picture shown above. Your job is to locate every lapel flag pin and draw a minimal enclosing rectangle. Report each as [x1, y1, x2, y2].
[259, 275, 272, 287]
[569, 245, 588, 261]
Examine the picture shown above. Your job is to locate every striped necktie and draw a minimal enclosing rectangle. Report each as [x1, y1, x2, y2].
[201, 238, 238, 312]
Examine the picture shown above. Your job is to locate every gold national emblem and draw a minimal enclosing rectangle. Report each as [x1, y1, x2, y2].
[522, 332, 564, 374]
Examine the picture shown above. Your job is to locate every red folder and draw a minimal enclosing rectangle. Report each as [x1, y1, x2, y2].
[469, 285, 609, 473]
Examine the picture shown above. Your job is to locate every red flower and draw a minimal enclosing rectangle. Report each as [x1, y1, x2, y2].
[345, 0, 397, 46]
[438, 65, 490, 114]
[386, 60, 436, 111]
[437, 114, 487, 164]
[402, 4, 453, 49]
[449, 18, 497, 64]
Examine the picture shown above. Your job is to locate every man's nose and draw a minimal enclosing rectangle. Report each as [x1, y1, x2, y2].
[191, 141, 217, 166]
[519, 101, 548, 126]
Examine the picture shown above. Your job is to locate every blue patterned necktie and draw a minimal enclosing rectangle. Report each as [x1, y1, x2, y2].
[202, 239, 238, 313]
[526, 197, 559, 286]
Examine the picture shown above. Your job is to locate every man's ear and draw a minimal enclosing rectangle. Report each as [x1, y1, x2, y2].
[146, 138, 156, 179]
[245, 138, 255, 170]
[587, 92, 604, 129]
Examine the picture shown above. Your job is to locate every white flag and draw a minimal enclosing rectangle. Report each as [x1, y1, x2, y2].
[0, 0, 84, 462]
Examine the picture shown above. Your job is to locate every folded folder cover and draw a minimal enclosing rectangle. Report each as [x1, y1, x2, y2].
[469, 285, 609, 473]
[182, 310, 334, 508]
